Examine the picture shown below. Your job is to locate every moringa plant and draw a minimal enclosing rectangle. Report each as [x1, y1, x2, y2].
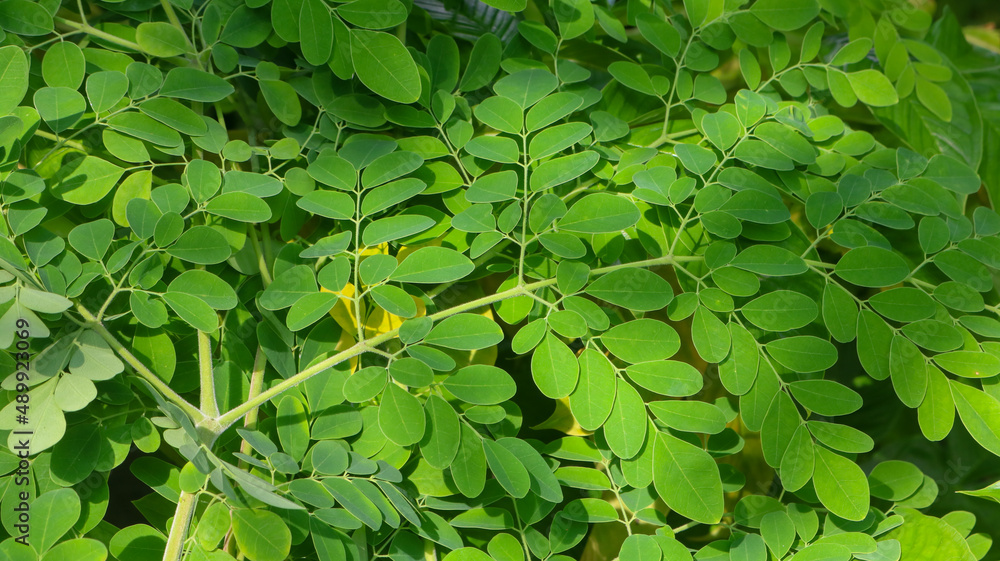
[0, 0, 999, 560]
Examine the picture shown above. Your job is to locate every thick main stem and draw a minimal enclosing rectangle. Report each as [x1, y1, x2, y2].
[162, 491, 199, 561]
[198, 331, 219, 417]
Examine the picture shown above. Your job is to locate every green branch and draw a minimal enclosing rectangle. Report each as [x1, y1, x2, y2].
[54, 17, 141, 51]
[211, 253, 702, 432]
[76, 305, 206, 423]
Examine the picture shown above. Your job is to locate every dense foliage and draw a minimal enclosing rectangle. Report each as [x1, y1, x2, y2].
[1, 0, 1000, 560]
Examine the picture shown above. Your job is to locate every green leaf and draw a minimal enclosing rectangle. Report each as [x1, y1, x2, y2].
[649, 401, 727, 434]
[160, 68, 235, 102]
[420, 394, 461, 469]
[569, 349, 616, 430]
[338, 0, 408, 30]
[68, 219, 114, 261]
[530, 151, 601, 193]
[585, 268, 673, 311]
[31, 489, 81, 554]
[553, 0, 594, 39]
[692, 306, 731, 363]
[465, 135, 519, 163]
[619, 535, 662, 561]
[425, 314, 503, 350]
[480, 0, 526, 11]
[636, 13, 681, 56]
[444, 365, 516, 405]
[608, 61, 658, 96]
[41, 42, 86, 89]
[933, 351, 1000, 378]
[482, 438, 530, 498]
[529, 122, 592, 160]
[603, 378, 646, 459]
[351, 30, 420, 103]
[788, 380, 862, 416]
[107, 113, 182, 146]
[452, 424, 487, 497]
[163, 292, 218, 332]
[459, 34, 503, 92]
[674, 144, 718, 175]
[742, 290, 818, 331]
[167, 226, 233, 264]
[261, 265, 317, 310]
[890, 335, 929, 408]
[918, 365, 955, 441]
[720, 322, 759, 395]
[950, 381, 1000, 456]
[857, 309, 893, 380]
[765, 336, 838, 373]
[531, 333, 579, 399]
[779, 424, 814, 492]
[602, 319, 680, 363]
[41, 539, 107, 561]
[379, 383, 426, 446]
[869, 460, 924, 501]
[300, 0, 333, 65]
[443, 548, 495, 561]
[167, 270, 238, 310]
[232, 509, 292, 561]
[310, 441, 349, 475]
[286, 292, 339, 331]
[259, 80, 302, 126]
[526, 92, 584, 131]
[322, 478, 382, 529]
[807, 421, 874, 454]
[0, 46, 30, 115]
[625, 360, 703, 397]
[0, 0, 54, 35]
[653, 431, 724, 524]
[207, 192, 272, 222]
[109, 525, 166, 561]
[731, 245, 808, 276]
[760, 511, 796, 558]
[50, 423, 101, 485]
[494, 69, 557, 108]
[749, 0, 819, 31]
[362, 151, 423, 188]
[34, 87, 86, 132]
[475, 96, 522, 134]
[276, 395, 310, 461]
[702, 111, 742, 151]
[467, 171, 517, 202]
[806, 192, 844, 229]
[390, 247, 474, 283]
[883, 509, 976, 561]
[848, 70, 899, 107]
[761, 390, 800, 467]
[136, 22, 191, 57]
[835, 246, 910, 287]
[869, 287, 936, 322]
[813, 447, 869, 521]
[924, 154, 981, 195]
